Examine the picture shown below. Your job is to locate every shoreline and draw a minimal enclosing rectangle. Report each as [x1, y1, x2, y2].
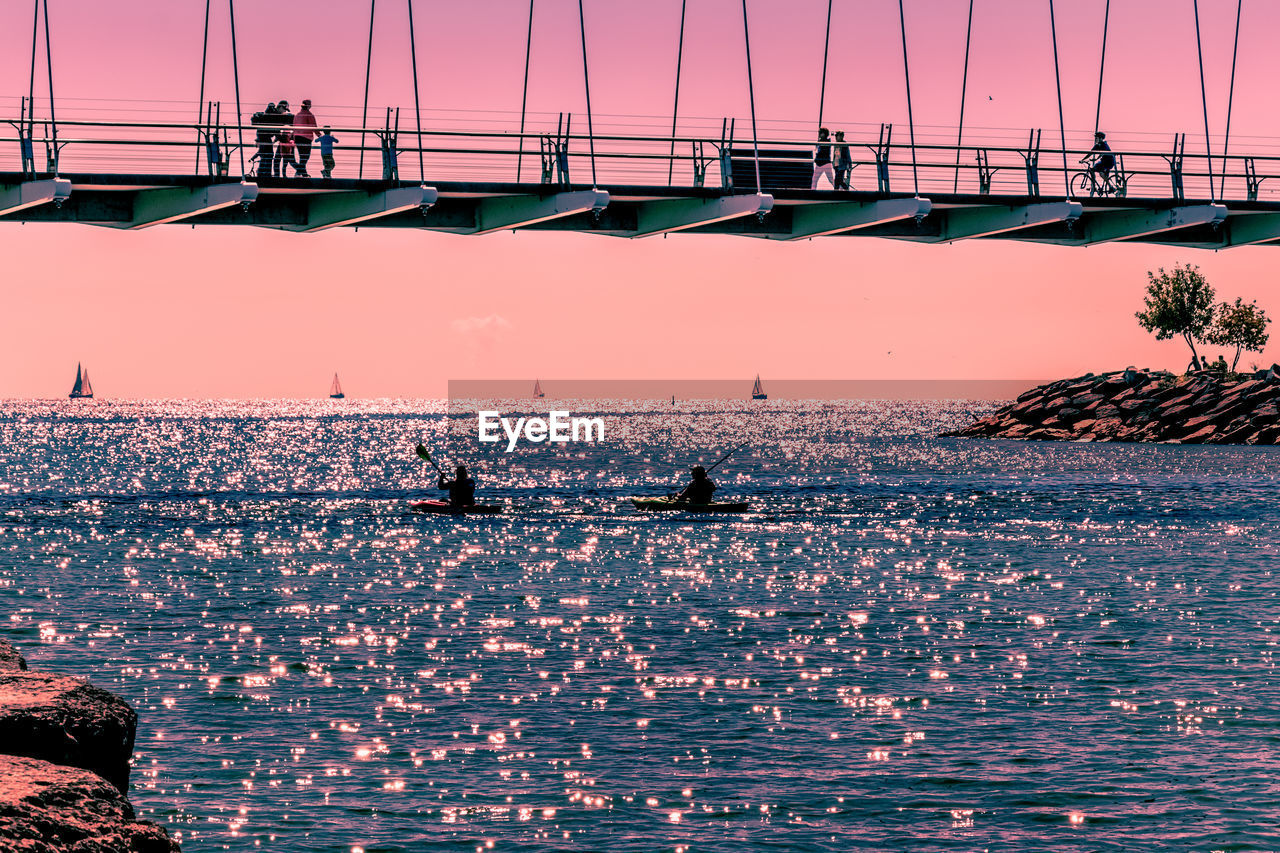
[944, 367, 1280, 444]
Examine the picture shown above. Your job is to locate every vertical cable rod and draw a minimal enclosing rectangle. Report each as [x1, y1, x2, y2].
[517, 0, 534, 182]
[1193, 0, 1215, 200]
[1093, 0, 1110, 134]
[741, 0, 762, 192]
[359, 0, 376, 179]
[817, 0, 833, 130]
[229, 0, 245, 174]
[897, 0, 918, 195]
[42, 0, 56, 173]
[1048, 0, 1069, 196]
[668, 0, 687, 186]
[1220, 0, 1243, 199]
[196, 0, 211, 171]
[954, 0, 974, 192]
[407, 0, 426, 184]
[577, 0, 597, 187]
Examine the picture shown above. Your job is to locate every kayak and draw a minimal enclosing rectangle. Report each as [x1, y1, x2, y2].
[630, 497, 750, 513]
[410, 500, 504, 515]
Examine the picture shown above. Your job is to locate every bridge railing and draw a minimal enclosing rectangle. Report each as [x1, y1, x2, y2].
[2, 114, 1275, 203]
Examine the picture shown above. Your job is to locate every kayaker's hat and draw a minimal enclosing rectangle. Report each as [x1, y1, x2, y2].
[278, 99, 290, 109]
[302, 99, 311, 107]
[691, 465, 707, 476]
[1095, 131, 1105, 139]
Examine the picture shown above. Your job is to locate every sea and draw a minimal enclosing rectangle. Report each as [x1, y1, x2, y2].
[2, 398, 1278, 852]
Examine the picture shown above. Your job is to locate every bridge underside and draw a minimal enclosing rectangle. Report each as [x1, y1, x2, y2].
[0, 172, 1274, 248]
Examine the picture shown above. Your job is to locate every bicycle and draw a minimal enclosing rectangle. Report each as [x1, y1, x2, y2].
[1070, 155, 1127, 198]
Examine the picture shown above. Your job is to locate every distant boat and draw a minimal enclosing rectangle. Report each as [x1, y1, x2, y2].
[751, 374, 767, 401]
[329, 373, 345, 399]
[533, 378, 545, 399]
[69, 363, 94, 399]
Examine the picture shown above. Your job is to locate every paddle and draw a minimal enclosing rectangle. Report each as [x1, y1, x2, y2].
[415, 443, 446, 477]
[670, 440, 749, 503]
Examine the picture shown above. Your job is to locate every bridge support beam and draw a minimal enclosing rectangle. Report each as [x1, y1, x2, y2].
[126, 182, 258, 229]
[471, 189, 609, 234]
[1079, 204, 1228, 244]
[1221, 212, 1280, 247]
[0, 179, 72, 216]
[629, 193, 773, 237]
[288, 185, 438, 232]
[935, 201, 1082, 241]
[783, 197, 931, 240]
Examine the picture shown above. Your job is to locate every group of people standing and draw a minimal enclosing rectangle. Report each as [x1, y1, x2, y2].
[251, 99, 339, 180]
[811, 126, 853, 190]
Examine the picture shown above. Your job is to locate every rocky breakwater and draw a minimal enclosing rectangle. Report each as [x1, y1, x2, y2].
[0, 638, 179, 852]
[944, 367, 1280, 444]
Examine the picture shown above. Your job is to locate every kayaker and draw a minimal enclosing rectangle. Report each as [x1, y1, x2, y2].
[438, 465, 476, 508]
[676, 465, 716, 505]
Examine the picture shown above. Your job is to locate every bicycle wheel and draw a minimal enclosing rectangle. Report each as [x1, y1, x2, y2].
[1069, 172, 1093, 199]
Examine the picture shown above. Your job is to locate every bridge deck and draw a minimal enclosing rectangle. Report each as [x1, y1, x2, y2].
[0, 172, 1272, 248]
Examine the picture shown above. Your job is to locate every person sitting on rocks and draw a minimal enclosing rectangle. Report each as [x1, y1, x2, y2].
[1213, 355, 1229, 373]
[1199, 355, 1211, 372]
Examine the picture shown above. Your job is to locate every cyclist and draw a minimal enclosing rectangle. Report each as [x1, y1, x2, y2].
[1082, 131, 1115, 184]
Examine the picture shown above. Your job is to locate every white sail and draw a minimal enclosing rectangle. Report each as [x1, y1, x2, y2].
[751, 374, 766, 399]
[69, 363, 93, 399]
[533, 379, 544, 398]
[329, 373, 344, 399]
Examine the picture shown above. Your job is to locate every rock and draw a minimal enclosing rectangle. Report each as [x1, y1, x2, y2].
[0, 671, 137, 793]
[0, 754, 178, 853]
[0, 640, 27, 673]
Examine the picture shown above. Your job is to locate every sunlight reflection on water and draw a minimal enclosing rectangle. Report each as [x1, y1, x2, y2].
[2, 399, 1279, 851]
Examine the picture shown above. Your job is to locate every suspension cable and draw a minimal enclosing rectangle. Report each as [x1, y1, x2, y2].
[359, 0, 376, 179]
[954, 0, 973, 192]
[1193, 0, 1215, 200]
[817, 0, 833, 131]
[43, 0, 57, 172]
[228, 0, 245, 175]
[897, 0, 918, 195]
[407, 0, 425, 184]
[196, 0, 211, 171]
[516, 0, 534, 182]
[668, 0, 687, 186]
[1221, 0, 1242, 199]
[741, 0, 761, 193]
[1093, 0, 1109, 134]
[1048, 0, 1069, 195]
[577, 0, 597, 187]
[27, 0, 37, 168]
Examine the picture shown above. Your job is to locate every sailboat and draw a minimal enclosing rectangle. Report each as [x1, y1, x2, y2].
[533, 378, 545, 399]
[751, 374, 767, 401]
[69, 363, 94, 399]
[329, 373, 345, 399]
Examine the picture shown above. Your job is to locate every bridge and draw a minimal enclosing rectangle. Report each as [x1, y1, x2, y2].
[3, 0, 1277, 248]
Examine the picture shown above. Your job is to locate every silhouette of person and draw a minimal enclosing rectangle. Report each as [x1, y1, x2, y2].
[677, 465, 717, 505]
[274, 100, 295, 178]
[316, 127, 340, 179]
[292, 99, 318, 177]
[833, 130, 853, 190]
[811, 127, 835, 190]
[1199, 354, 1211, 372]
[438, 465, 476, 507]
[1086, 131, 1114, 178]
[252, 103, 277, 179]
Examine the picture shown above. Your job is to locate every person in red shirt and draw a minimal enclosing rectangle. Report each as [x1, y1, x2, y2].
[292, 99, 318, 178]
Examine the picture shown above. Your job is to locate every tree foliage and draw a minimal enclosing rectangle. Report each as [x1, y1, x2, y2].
[1135, 264, 1216, 363]
[1207, 297, 1271, 371]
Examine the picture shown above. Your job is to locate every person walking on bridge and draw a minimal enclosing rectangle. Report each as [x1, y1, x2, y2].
[811, 127, 835, 190]
[834, 130, 853, 190]
[292, 99, 318, 177]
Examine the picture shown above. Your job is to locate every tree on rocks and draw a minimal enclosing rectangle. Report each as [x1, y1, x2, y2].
[1135, 264, 1216, 370]
[1207, 297, 1271, 371]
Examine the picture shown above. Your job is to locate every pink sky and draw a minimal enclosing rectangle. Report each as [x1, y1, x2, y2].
[2, 0, 1278, 398]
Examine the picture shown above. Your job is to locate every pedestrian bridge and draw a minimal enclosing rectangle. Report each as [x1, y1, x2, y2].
[5, 0, 1279, 247]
